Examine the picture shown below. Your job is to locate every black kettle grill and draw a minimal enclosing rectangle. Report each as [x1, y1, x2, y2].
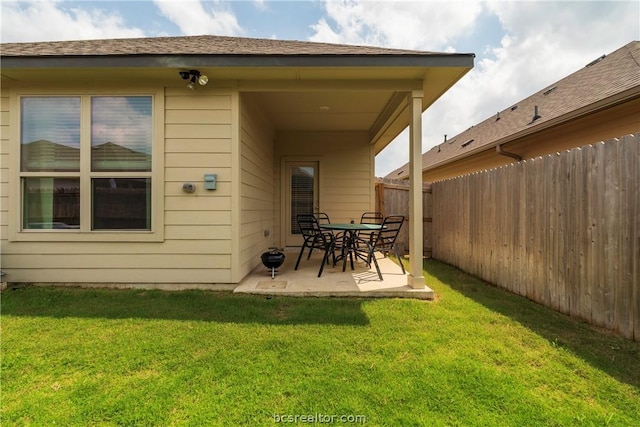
[261, 247, 285, 279]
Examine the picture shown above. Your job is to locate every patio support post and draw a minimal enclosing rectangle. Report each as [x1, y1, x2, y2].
[408, 90, 425, 289]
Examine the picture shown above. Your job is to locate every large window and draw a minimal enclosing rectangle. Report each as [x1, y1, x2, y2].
[20, 95, 153, 232]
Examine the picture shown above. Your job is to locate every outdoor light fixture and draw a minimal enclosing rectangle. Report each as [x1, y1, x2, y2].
[179, 70, 208, 90]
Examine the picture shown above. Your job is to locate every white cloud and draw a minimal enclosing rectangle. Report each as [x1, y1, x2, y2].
[0, 0, 145, 42]
[310, 0, 482, 50]
[350, 1, 640, 176]
[92, 97, 153, 154]
[153, 0, 243, 36]
[309, 1, 487, 176]
[426, 0, 640, 148]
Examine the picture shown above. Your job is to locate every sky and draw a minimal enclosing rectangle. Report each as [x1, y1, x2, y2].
[2, 0, 639, 176]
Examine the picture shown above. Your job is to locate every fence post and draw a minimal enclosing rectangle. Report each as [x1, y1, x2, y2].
[375, 180, 385, 216]
[424, 183, 432, 258]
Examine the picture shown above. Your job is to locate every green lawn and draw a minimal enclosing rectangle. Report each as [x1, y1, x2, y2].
[1, 260, 638, 426]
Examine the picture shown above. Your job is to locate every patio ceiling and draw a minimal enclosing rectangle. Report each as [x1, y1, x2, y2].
[247, 90, 393, 132]
[231, 65, 473, 152]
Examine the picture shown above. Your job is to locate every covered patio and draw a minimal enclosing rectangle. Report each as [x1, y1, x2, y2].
[235, 249, 434, 299]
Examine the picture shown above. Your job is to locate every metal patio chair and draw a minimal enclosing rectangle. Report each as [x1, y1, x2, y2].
[294, 214, 337, 277]
[355, 214, 406, 280]
[357, 211, 384, 243]
[360, 211, 383, 224]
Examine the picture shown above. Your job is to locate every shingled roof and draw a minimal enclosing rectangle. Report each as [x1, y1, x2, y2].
[0, 34, 448, 57]
[1, 34, 475, 73]
[386, 40, 640, 179]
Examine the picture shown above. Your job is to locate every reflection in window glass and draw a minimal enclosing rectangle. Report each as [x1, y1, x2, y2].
[19, 95, 155, 233]
[21, 97, 81, 172]
[23, 178, 80, 229]
[91, 97, 152, 172]
[92, 178, 151, 230]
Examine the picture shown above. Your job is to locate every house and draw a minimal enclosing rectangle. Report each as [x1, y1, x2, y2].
[0, 35, 474, 289]
[386, 41, 640, 183]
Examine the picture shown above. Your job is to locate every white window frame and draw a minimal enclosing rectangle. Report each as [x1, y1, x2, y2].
[9, 88, 165, 242]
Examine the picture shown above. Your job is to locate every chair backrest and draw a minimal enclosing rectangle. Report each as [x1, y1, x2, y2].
[314, 212, 331, 225]
[297, 214, 321, 239]
[360, 211, 383, 225]
[372, 215, 404, 251]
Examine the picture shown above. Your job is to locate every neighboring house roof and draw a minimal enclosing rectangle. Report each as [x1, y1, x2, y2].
[386, 40, 640, 180]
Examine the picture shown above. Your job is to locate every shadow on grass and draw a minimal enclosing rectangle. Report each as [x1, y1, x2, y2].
[0, 286, 370, 326]
[424, 259, 640, 390]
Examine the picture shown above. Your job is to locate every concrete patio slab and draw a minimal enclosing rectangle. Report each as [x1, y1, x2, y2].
[235, 249, 434, 300]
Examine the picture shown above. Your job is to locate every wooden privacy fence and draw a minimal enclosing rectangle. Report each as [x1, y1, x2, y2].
[374, 178, 432, 257]
[431, 134, 639, 341]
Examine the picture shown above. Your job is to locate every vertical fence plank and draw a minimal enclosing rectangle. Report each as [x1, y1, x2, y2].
[533, 156, 545, 303]
[517, 160, 528, 297]
[545, 154, 556, 309]
[616, 136, 632, 338]
[557, 150, 569, 314]
[590, 142, 606, 328]
[627, 135, 640, 341]
[579, 144, 593, 323]
[566, 147, 581, 318]
[604, 139, 620, 330]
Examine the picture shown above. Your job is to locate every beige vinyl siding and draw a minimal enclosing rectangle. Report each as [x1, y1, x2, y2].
[160, 87, 234, 282]
[0, 86, 236, 284]
[238, 94, 276, 279]
[1, 91, 9, 248]
[275, 131, 374, 241]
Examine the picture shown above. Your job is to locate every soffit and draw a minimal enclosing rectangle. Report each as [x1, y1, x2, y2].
[247, 91, 392, 132]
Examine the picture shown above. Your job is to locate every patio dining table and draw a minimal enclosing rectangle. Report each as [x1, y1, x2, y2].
[319, 223, 382, 271]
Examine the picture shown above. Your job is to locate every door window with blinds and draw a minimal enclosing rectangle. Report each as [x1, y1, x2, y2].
[290, 165, 316, 234]
[285, 161, 319, 247]
[20, 96, 153, 231]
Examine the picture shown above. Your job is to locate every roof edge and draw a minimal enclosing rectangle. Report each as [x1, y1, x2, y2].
[1, 53, 475, 70]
